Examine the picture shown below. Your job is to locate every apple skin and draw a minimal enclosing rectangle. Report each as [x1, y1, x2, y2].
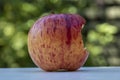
[28, 14, 89, 71]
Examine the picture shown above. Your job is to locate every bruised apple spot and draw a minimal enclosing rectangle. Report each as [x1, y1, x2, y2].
[53, 27, 56, 33]
[50, 52, 56, 58]
[52, 53, 55, 57]
[47, 29, 49, 34]
[50, 59, 52, 62]
[41, 44, 45, 48]
[80, 41, 82, 44]
[65, 15, 71, 45]
[66, 27, 71, 45]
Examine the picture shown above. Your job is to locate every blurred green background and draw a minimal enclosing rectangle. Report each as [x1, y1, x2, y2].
[0, 0, 120, 68]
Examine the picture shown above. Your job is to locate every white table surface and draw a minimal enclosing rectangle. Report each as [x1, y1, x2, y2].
[0, 67, 120, 80]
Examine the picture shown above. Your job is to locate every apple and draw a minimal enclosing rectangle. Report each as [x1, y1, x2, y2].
[28, 14, 89, 71]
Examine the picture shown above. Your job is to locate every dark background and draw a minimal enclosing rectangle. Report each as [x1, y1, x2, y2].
[0, 0, 120, 67]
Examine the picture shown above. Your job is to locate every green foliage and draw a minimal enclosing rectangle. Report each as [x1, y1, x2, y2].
[0, 0, 120, 67]
[86, 23, 119, 66]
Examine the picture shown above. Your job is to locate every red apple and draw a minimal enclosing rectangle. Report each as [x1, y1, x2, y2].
[28, 14, 88, 71]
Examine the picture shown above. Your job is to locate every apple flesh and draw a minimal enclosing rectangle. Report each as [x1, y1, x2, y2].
[28, 14, 89, 71]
